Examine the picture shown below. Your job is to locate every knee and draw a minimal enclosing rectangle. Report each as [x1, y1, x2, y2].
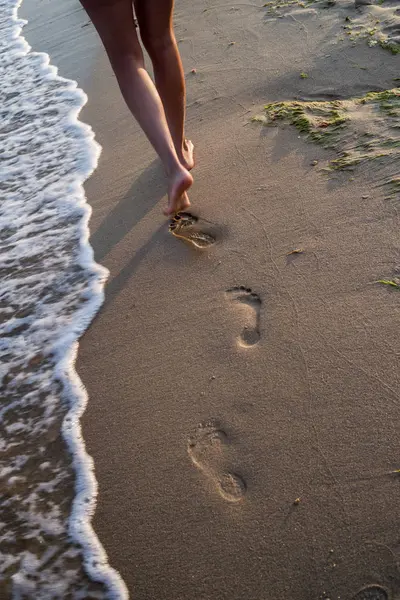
[140, 29, 175, 61]
[104, 37, 144, 69]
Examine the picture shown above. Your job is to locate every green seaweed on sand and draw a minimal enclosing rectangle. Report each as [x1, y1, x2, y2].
[360, 89, 400, 113]
[343, 16, 400, 55]
[262, 100, 348, 146]
[379, 40, 400, 55]
[263, 0, 333, 15]
[381, 139, 400, 148]
[376, 279, 400, 289]
[389, 177, 400, 188]
[385, 176, 400, 195]
[264, 0, 400, 55]
[258, 89, 400, 174]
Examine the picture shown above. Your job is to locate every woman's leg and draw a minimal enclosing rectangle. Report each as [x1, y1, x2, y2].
[79, 0, 191, 215]
[134, 0, 194, 171]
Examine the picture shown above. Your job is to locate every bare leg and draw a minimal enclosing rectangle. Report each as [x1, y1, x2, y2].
[79, 0, 191, 215]
[134, 0, 194, 170]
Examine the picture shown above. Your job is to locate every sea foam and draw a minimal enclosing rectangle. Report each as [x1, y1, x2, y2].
[0, 1, 128, 597]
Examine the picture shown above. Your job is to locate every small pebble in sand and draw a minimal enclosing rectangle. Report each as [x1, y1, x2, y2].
[191, 68, 197, 74]
[362, 195, 370, 199]
[311, 160, 318, 166]
[229, 41, 236, 46]
[294, 497, 301, 505]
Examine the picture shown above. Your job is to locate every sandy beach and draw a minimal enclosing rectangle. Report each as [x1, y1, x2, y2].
[17, 0, 400, 598]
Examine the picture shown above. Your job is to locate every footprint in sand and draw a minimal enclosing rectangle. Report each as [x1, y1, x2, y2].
[352, 585, 390, 600]
[188, 421, 246, 503]
[226, 286, 261, 347]
[169, 212, 216, 249]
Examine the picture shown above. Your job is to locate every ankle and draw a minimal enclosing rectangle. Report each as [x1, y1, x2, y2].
[163, 147, 181, 174]
[177, 139, 194, 171]
[177, 146, 186, 162]
[166, 160, 186, 178]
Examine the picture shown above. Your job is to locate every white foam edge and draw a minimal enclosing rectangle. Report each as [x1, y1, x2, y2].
[8, 1, 129, 597]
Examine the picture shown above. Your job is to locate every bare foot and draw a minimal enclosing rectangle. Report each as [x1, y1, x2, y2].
[178, 139, 195, 171]
[164, 166, 193, 216]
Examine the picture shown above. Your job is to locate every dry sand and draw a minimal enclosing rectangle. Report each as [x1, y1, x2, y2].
[21, 0, 400, 598]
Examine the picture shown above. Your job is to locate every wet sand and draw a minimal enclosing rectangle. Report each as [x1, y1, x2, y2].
[21, 0, 400, 598]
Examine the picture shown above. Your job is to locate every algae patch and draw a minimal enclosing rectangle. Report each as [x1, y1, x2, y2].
[257, 88, 400, 173]
[262, 99, 348, 146]
[263, 0, 400, 55]
[263, 0, 334, 16]
[344, 12, 400, 55]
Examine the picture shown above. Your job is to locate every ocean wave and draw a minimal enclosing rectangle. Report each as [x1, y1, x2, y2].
[0, 1, 128, 598]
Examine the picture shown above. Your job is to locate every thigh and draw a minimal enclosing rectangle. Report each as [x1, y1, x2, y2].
[79, 0, 140, 53]
[133, 0, 174, 43]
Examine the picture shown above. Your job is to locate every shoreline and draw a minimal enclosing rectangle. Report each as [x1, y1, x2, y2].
[2, 1, 127, 597]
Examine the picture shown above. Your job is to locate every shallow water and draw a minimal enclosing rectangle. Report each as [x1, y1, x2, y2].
[0, 1, 127, 597]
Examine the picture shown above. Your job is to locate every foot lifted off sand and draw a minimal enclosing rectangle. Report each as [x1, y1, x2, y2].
[188, 421, 246, 503]
[226, 286, 261, 347]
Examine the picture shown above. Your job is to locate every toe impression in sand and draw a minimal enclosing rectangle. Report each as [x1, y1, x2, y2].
[226, 286, 261, 347]
[187, 421, 246, 503]
[169, 211, 216, 249]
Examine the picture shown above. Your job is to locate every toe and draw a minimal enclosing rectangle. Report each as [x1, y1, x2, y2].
[164, 207, 175, 217]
